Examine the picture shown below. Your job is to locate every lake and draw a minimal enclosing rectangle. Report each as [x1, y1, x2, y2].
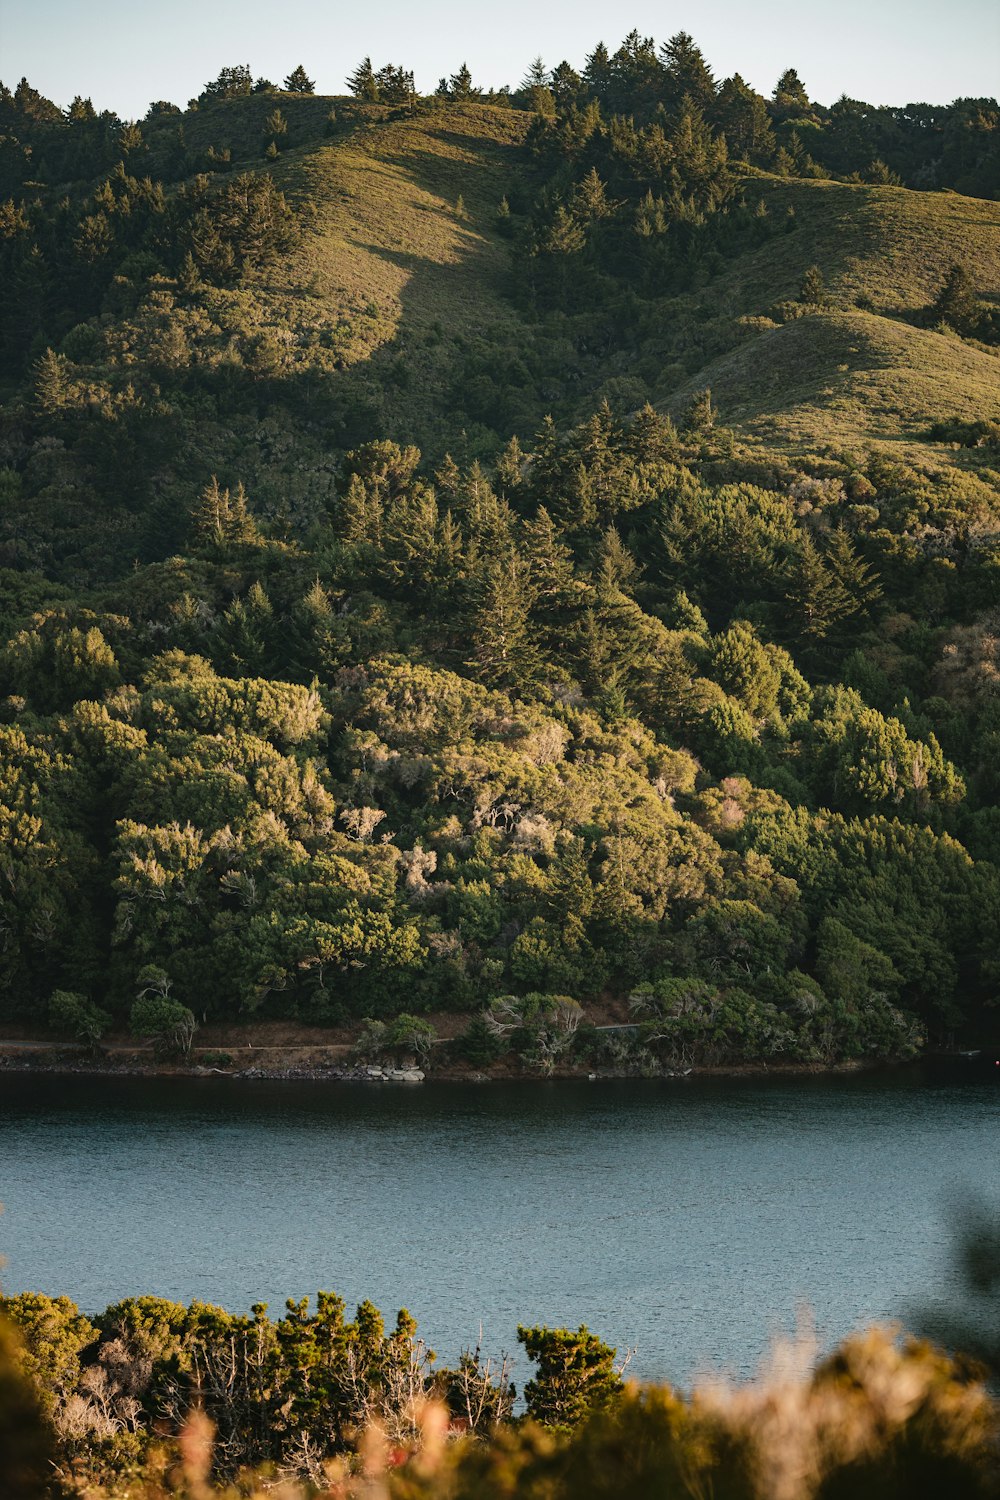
[1, 1066, 997, 1388]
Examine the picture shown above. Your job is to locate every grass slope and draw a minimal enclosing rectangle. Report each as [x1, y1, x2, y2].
[676, 310, 1000, 458]
[259, 103, 536, 449]
[656, 175, 1000, 459]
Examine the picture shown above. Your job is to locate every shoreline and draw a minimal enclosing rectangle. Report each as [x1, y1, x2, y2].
[0, 1045, 906, 1084]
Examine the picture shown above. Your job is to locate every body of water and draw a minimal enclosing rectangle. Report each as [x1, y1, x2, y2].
[1, 1067, 997, 1387]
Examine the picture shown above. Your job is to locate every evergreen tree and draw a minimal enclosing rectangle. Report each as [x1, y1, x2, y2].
[468, 551, 539, 687]
[449, 63, 477, 100]
[928, 264, 979, 334]
[283, 65, 315, 94]
[33, 348, 69, 415]
[799, 264, 828, 305]
[347, 58, 378, 100]
[824, 526, 882, 624]
[201, 65, 253, 101]
[681, 387, 715, 435]
[715, 74, 775, 162]
[660, 31, 716, 113]
[783, 531, 851, 645]
[191, 477, 260, 547]
[572, 167, 614, 223]
[773, 67, 810, 109]
[582, 42, 613, 100]
[517, 1324, 624, 1427]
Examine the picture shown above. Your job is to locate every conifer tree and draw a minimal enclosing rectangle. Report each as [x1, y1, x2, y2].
[283, 65, 315, 94]
[468, 552, 538, 687]
[660, 31, 716, 112]
[494, 435, 527, 497]
[583, 42, 612, 99]
[783, 531, 849, 644]
[715, 74, 775, 162]
[347, 58, 378, 100]
[773, 67, 810, 109]
[681, 387, 715, 435]
[449, 63, 477, 100]
[824, 526, 882, 622]
[928, 264, 979, 334]
[33, 348, 69, 414]
[799, 264, 827, 306]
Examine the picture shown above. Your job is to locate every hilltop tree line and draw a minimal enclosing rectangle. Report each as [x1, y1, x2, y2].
[2, 30, 996, 202]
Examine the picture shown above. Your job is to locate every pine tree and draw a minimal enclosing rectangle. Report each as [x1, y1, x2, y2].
[468, 551, 539, 687]
[928, 264, 979, 335]
[226, 481, 261, 544]
[681, 387, 715, 435]
[572, 167, 613, 223]
[191, 476, 260, 547]
[715, 74, 775, 163]
[783, 532, 851, 645]
[494, 435, 526, 497]
[449, 63, 476, 100]
[596, 526, 640, 595]
[33, 347, 69, 414]
[799, 264, 827, 306]
[824, 527, 882, 624]
[347, 58, 378, 100]
[523, 506, 576, 605]
[628, 403, 680, 465]
[214, 581, 275, 674]
[283, 65, 315, 94]
[660, 31, 716, 113]
[773, 68, 810, 109]
[583, 42, 612, 100]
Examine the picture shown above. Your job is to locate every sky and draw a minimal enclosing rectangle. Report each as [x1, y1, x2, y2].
[3, 0, 998, 120]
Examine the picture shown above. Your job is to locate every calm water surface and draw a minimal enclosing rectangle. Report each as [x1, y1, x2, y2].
[1, 1069, 997, 1386]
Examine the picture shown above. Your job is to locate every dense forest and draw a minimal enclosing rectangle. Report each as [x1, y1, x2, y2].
[1, 37, 999, 1071]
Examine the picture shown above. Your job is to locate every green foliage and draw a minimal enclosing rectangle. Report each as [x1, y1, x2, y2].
[130, 980, 197, 1057]
[283, 66, 315, 95]
[0, 1318, 55, 1500]
[517, 1324, 624, 1427]
[0, 51, 998, 1063]
[48, 989, 111, 1050]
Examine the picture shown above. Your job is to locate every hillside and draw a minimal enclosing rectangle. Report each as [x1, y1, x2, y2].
[230, 110, 1000, 461]
[1, 64, 1000, 1076]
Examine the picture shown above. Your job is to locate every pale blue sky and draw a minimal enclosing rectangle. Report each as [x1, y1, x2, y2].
[3, 0, 998, 119]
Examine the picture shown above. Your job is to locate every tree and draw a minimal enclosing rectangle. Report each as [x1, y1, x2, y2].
[799, 264, 828, 305]
[131, 970, 197, 1058]
[773, 67, 810, 109]
[681, 387, 715, 435]
[448, 63, 477, 100]
[927, 263, 979, 335]
[201, 65, 253, 101]
[660, 31, 716, 112]
[283, 65, 315, 94]
[191, 477, 261, 547]
[374, 65, 415, 105]
[33, 348, 69, 415]
[346, 57, 378, 100]
[715, 73, 775, 162]
[783, 531, 852, 646]
[517, 1324, 626, 1426]
[48, 990, 111, 1053]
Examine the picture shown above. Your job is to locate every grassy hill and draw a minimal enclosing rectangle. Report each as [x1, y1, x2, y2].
[5, 98, 999, 571]
[245, 107, 1000, 462]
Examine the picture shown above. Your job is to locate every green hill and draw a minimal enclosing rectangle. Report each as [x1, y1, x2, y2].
[254, 110, 1000, 462]
[2, 79, 1000, 1067]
